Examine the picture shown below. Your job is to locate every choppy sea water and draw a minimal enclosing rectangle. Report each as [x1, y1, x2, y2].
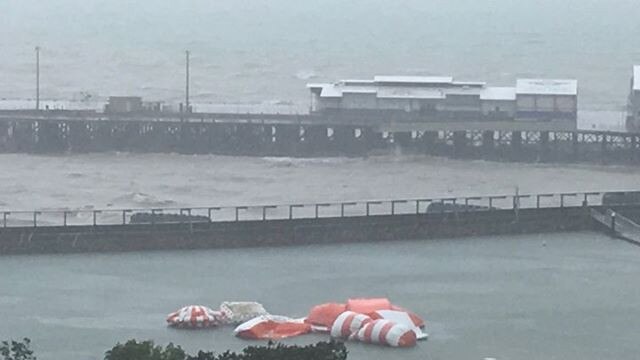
[1, 153, 640, 212]
[1, 0, 640, 110]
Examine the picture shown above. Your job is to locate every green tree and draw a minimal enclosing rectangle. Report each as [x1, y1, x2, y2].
[105, 340, 186, 360]
[0, 338, 36, 360]
[105, 340, 347, 360]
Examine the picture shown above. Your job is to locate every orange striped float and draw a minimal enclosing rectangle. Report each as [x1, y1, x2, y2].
[351, 319, 417, 347]
[166, 305, 228, 328]
[330, 311, 372, 339]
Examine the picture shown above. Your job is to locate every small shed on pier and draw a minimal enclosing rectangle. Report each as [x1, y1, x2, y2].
[105, 96, 143, 114]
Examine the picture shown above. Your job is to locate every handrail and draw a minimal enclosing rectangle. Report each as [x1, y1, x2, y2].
[0, 190, 638, 229]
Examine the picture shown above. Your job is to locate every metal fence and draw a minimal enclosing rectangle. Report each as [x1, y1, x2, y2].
[0, 191, 630, 229]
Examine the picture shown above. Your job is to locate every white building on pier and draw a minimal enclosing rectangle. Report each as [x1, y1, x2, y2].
[308, 75, 577, 121]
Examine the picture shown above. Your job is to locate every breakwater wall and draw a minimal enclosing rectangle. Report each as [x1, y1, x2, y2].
[1, 205, 636, 256]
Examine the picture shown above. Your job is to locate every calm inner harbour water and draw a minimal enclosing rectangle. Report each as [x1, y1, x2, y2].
[1, 233, 639, 360]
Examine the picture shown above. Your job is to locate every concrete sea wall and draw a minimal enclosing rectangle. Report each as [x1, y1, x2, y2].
[1, 206, 622, 256]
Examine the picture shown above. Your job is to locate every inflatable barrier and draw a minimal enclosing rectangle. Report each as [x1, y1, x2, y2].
[220, 301, 269, 324]
[234, 315, 312, 340]
[166, 297, 427, 349]
[352, 319, 417, 347]
[330, 311, 373, 339]
[346, 298, 392, 313]
[166, 305, 228, 328]
[369, 310, 428, 340]
[305, 303, 346, 331]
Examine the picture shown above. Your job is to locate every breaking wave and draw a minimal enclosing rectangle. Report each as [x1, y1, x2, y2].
[295, 69, 317, 80]
[262, 156, 351, 168]
[111, 192, 177, 208]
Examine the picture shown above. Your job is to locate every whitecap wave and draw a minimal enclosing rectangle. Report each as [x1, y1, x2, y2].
[262, 156, 350, 167]
[112, 192, 177, 207]
[295, 69, 317, 80]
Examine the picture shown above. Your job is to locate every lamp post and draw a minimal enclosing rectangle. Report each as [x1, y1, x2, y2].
[185, 50, 190, 113]
[35, 46, 40, 110]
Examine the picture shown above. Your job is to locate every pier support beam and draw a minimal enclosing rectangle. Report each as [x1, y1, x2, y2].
[36, 121, 67, 153]
[179, 123, 212, 154]
[13, 121, 37, 152]
[91, 122, 116, 151]
[420, 131, 439, 155]
[230, 124, 268, 155]
[511, 131, 522, 160]
[273, 125, 300, 155]
[332, 126, 360, 155]
[122, 123, 143, 151]
[482, 131, 494, 157]
[601, 134, 609, 164]
[539, 131, 550, 162]
[452, 131, 467, 158]
[206, 123, 229, 153]
[572, 132, 579, 160]
[393, 132, 412, 150]
[360, 129, 386, 150]
[303, 125, 329, 155]
[0, 120, 11, 152]
[68, 122, 93, 152]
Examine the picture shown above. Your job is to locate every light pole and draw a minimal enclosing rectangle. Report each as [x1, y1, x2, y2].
[185, 50, 190, 113]
[35, 46, 40, 110]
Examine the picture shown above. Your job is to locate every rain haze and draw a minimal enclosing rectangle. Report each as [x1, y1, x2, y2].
[1, 1, 640, 359]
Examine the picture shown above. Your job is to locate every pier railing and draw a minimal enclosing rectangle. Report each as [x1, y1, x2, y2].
[1, 191, 635, 229]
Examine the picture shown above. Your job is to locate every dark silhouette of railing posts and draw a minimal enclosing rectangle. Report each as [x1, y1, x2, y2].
[1, 191, 639, 229]
[366, 201, 382, 216]
[315, 203, 330, 218]
[289, 204, 303, 219]
[207, 207, 221, 221]
[536, 194, 554, 208]
[391, 200, 407, 215]
[341, 202, 357, 217]
[415, 199, 430, 214]
[235, 206, 248, 221]
[33, 211, 41, 227]
[489, 196, 506, 209]
[122, 209, 132, 225]
[560, 193, 577, 208]
[92, 210, 101, 226]
[262, 205, 277, 220]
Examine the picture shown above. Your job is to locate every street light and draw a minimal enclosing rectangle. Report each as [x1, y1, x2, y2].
[35, 46, 40, 110]
[185, 50, 190, 113]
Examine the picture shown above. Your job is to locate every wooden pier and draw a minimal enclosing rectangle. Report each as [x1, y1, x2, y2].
[0, 110, 639, 164]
